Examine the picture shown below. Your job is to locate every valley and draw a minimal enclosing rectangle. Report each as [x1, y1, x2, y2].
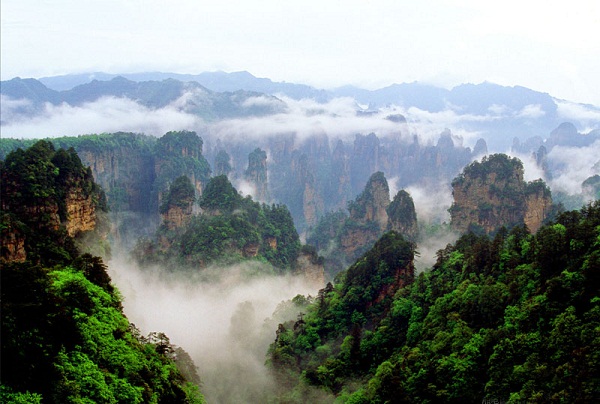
[1, 73, 599, 403]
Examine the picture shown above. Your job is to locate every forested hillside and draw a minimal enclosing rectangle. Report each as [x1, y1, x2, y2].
[0, 141, 204, 403]
[134, 174, 303, 273]
[268, 202, 600, 402]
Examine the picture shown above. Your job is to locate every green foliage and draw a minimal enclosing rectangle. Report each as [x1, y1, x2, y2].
[1, 140, 205, 403]
[199, 175, 242, 213]
[160, 175, 196, 213]
[268, 201, 600, 402]
[1, 141, 108, 265]
[153, 131, 211, 203]
[1, 261, 205, 404]
[213, 150, 232, 176]
[137, 175, 301, 271]
[453, 153, 523, 186]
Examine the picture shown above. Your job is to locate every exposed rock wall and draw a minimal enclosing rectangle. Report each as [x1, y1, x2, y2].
[387, 190, 418, 240]
[245, 148, 269, 202]
[296, 250, 325, 290]
[450, 154, 552, 234]
[65, 188, 97, 237]
[78, 147, 155, 213]
[161, 205, 193, 231]
[1, 216, 27, 262]
[524, 185, 553, 233]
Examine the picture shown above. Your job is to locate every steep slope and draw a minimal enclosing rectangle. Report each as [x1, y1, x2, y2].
[1, 140, 108, 263]
[307, 172, 418, 276]
[450, 154, 553, 234]
[0, 141, 204, 403]
[134, 175, 312, 275]
[267, 202, 600, 403]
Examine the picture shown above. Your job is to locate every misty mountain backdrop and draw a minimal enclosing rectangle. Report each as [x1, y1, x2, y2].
[2, 72, 599, 241]
[2, 72, 600, 403]
[2, 71, 599, 151]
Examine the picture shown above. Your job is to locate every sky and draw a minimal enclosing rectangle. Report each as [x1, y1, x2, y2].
[1, 0, 599, 105]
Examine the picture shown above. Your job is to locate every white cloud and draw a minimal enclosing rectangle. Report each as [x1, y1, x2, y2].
[556, 100, 600, 127]
[546, 140, 600, 195]
[405, 182, 454, 225]
[516, 104, 545, 119]
[507, 151, 548, 183]
[0, 96, 203, 138]
[108, 258, 318, 403]
[241, 95, 286, 109]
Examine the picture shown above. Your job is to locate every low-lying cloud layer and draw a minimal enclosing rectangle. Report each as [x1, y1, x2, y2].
[0, 93, 496, 149]
[108, 259, 319, 403]
[546, 141, 600, 196]
[1, 96, 203, 138]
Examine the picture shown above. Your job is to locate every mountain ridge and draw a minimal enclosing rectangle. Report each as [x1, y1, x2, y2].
[4, 71, 599, 151]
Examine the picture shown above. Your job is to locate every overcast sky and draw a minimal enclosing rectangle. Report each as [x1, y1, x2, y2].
[2, 0, 599, 105]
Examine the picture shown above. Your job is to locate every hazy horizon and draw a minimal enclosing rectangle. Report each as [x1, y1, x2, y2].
[2, 1, 599, 105]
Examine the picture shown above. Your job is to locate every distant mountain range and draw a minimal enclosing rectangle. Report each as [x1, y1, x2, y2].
[2, 71, 599, 150]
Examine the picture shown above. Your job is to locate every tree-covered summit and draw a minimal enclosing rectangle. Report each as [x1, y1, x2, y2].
[1, 141, 205, 403]
[135, 175, 302, 272]
[267, 201, 600, 403]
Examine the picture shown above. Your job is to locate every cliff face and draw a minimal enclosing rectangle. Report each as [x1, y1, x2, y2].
[450, 154, 552, 234]
[524, 182, 553, 233]
[341, 172, 390, 259]
[340, 225, 381, 259]
[159, 175, 196, 231]
[1, 215, 27, 262]
[77, 144, 155, 213]
[154, 131, 211, 206]
[245, 148, 269, 202]
[387, 190, 418, 240]
[161, 205, 193, 231]
[0, 141, 105, 264]
[64, 187, 97, 237]
[295, 250, 325, 290]
[348, 171, 390, 231]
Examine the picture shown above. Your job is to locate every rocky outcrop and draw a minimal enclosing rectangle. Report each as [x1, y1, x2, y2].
[341, 172, 391, 259]
[472, 138, 488, 156]
[245, 148, 269, 202]
[387, 190, 418, 240]
[450, 154, 552, 234]
[1, 141, 105, 264]
[155, 131, 210, 205]
[65, 188, 97, 237]
[295, 248, 325, 289]
[1, 215, 27, 262]
[348, 171, 390, 232]
[160, 176, 195, 231]
[524, 181, 553, 233]
[161, 205, 193, 231]
[308, 172, 418, 275]
[243, 242, 260, 257]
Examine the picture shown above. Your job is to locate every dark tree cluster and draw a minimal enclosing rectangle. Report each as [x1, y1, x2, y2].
[268, 202, 600, 403]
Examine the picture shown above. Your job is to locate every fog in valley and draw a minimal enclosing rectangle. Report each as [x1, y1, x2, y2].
[108, 258, 320, 403]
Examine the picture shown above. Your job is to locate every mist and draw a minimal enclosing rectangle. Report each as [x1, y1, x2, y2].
[508, 140, 600, 202]
[2, 91, 489, 151]
[401, 181, 459, 272]
[546, 140, 600, 196]
[0, 96, 203, 138]
[107, 257, 319, 403]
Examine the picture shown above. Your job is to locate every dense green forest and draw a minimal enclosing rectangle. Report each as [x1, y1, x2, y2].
[135, 174, 301, 272]
[1, 141, 205, 403]
[268, 202, 600, 403]
[2, 138, 598, 403]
